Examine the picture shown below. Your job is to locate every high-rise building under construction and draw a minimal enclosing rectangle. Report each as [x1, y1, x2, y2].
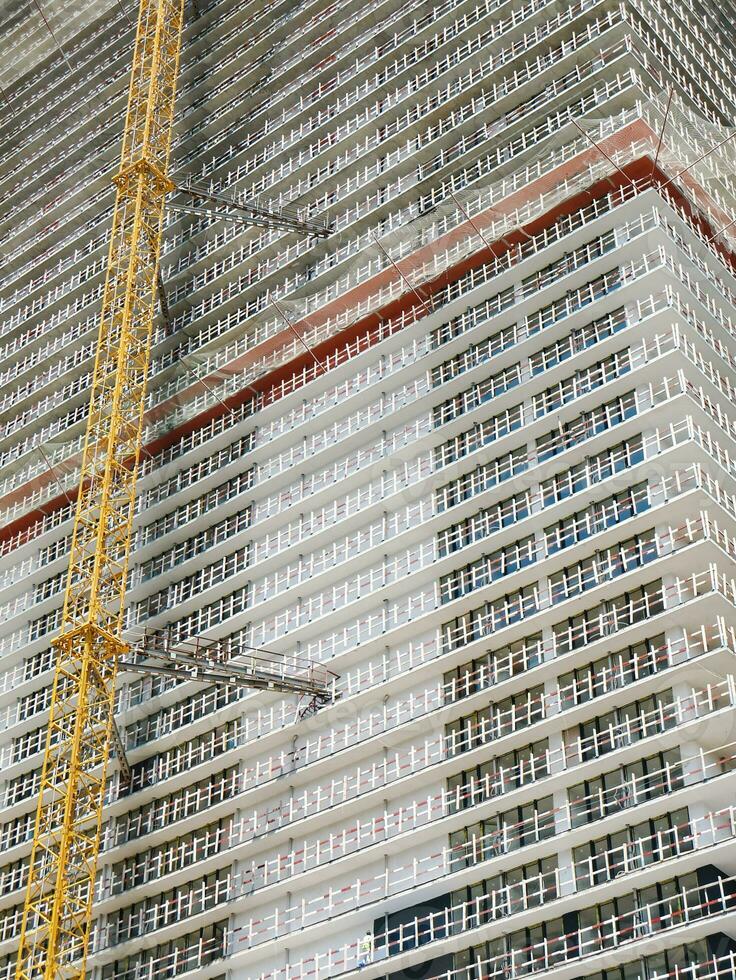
[3, 0, 736, 978]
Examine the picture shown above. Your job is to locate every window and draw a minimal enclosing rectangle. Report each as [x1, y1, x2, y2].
[437, 491, 531, 558]
[573, 808, 691, 890]
[443, 634, 543, 699]
[439, 534, 535, 603]
[563, 689, 674, 765]
[568, 749, 682, 828]
[435, 447, 527, 512]
[451, 854, 558, 927]
[544, 481, 649, 554]
[551, 579, 664, 654]
[556, 634, 666, 710]
[445, 686, 544, 754]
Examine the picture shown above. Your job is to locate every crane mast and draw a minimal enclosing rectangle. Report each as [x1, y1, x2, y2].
[16, 2, 186, 977]
[16, 4, 337, 977]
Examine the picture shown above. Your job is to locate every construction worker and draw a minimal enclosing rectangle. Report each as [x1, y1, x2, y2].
[357, 929, 373, 968]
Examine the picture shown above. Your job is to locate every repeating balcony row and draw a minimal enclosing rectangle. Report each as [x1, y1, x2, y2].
[440, 472, 720, 605]
[3, 334, 656, 621]
[480, 947, 736, 980]
[74, 577, 735, 862]
[78, 877, 736, 980]
[125, 67, 649, 336]
[0, 101, 648, 419]
[0, 529, 69, 597]
[6, 159, 734, 459]
[167, 2, 625, 284]
[110, 186, 733, 442]
[1, 665, 729, 955]
[5, 149, 736, 536]
[89, 717, 718, 927]
[187, 0, 634, 215]
[0, 4, 132, 122]
[439, 516, 733, 653]
[0, 0, 535, 298]
[0, 170, 660, 470]
[130, 299, 625, 576]
[0, 0, 360, 207]
[0, 242, 728, 608]
[1, 0, 269, 138]
[237, 390, 736, 652]
[85, 800, 736, 959]
[647, 0, 736, 84]
[4, 524, 725, 814]
[252, 870, 736, 980]
[0, 0, 588, 298]
[624, 1, 736, 120]
[221, 809, 734, 959]
[24, 62, 668, 410]
[1, 547, 728, 836]
[0, 533, 690, 779]
[625, 0, 736, 114]
[0, 137, 648, 494]
[130, 430, 680, 624]
[190, 0, 621, 189]
[0, 456, 724, 808]
[12, 543, 691, 771]
[1, 600, 720, 936]
[4, 37, 732, 436]
[0, 277, 686, 576]
[100, 610, 729, 809]
[154, 146, 733, 444]
[129, 323, 700, 578]
[2, 0, 724, 260]
[0, 489, 725, 775]
[162, 393, 733, 657]
[130, 741, 735, 932]
[0, 0, 356, 316]
[2, 363, 730, 703]
[76, 751, 736, 980]
[79, 622, 732, 906]
[0, 373, 728, 673]
[0, 123, 704, 532]
[121, 294, 736, 574]
[0, 29, 638, 389]
[0, 0, 344, 228]
[117, 551, 727, 757]
[125, 424, 717, 640]
[190, 39, 631, 214]
[0, 78, 712, 426]
[95, 638, 736, 857]
[0, 199, 665, 522]
[192, 47, 711, 237]
[170, 0, 619, 279]
[134, 354, 736, 620]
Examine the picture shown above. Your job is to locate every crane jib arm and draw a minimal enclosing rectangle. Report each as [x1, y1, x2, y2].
[16, 2, 186, 979]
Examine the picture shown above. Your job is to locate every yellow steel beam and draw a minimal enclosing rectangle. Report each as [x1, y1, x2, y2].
[16, 2, 186, 978]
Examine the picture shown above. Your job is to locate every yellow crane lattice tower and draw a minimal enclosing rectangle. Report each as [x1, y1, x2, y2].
[16, 1, 186, 977]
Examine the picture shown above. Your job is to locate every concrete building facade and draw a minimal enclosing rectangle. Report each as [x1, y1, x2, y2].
[2, 0, 736, 978]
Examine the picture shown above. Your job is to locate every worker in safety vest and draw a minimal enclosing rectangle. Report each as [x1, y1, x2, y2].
[358, 930, 373, 968]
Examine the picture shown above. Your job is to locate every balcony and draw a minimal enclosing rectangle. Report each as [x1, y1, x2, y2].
[73, 627, 733, 915]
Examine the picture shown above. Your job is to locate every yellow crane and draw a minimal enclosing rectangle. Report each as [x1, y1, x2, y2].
[16, 3, 187, 977]
[15, 3, 332, 979]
